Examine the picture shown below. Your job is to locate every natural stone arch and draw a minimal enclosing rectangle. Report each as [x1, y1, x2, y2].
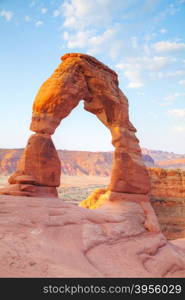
[0, 53, 151, 209]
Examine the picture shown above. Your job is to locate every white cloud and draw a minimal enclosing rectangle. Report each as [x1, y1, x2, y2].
[148, 56, 171, 70]
[53, 9, 62, 17]
[159, 28, 167, 34]
[116, 56, 172, 72]
[162, 92, 185, 106]
[63, 30, 93, 48]
[24, 16, 31, 22]
[168, 109, 185, 118]
[168, 3, 180, 15]
[130, 36, 138, 49]
[124, 70, 144, 88]
[61, 0, 163, 31]
[153, 41, 185, 52]
[0, 10, 13, 21]
[41, 8, 48, 15]
[62, 0, 115, 29]
[63, 27, 120, 58]
[116, 55, 174, 87]
[173, 126, 185, 133]
[60, 0, 142, 58]
[57, 0, 185, 90]
[179, 79, 185, 86]
[30, 1, 35, 7]
[155, 70, 185, 79]
[166, 70, 185, 76]
[35, 20, 43, 27]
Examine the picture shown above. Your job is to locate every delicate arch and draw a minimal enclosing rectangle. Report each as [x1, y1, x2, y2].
[0, 53, 150, 208]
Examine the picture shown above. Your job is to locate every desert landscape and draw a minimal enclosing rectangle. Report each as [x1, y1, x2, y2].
[1, 148, 185, 240]
[0, 1, 185, 287]
[0, 52, 185, 279]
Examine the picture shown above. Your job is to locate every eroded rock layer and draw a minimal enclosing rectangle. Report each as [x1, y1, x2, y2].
[149, 168, 185, 239]
[149, 168, 185, 199]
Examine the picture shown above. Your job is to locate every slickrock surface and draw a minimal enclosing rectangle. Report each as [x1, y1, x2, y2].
[0, 195, 185, 278]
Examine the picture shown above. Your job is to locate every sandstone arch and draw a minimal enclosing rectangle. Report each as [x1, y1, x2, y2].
[0, 53, 151, 210]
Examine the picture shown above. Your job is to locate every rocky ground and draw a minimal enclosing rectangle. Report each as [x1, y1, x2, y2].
[1, 175, 185, 241]
[0, 194, 185, 278]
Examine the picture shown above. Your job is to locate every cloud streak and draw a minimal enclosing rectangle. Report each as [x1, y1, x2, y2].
[35, 20, 43, 27]
[168, 108, 185, 117]
[0, 10, 13, 21]
[153, 41, 185, 52]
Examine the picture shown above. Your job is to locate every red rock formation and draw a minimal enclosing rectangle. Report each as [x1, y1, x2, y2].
[149, 168, 185, 198]
[0, 149, 154, 176]
[9, 134, 61, 187]
[0, 134, 60, 197]
[0, 53, 150, 204]
[149, 168, 185, 239]
[156, 158, 185, 170]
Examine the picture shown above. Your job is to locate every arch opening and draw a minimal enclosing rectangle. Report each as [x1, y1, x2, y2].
[52, 100, 113, 204]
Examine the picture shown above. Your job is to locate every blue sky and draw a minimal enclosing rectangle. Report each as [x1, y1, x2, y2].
[0, 0, 185, 153]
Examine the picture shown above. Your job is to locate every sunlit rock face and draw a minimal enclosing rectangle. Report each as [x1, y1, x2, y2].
[0, 53, 150, 204]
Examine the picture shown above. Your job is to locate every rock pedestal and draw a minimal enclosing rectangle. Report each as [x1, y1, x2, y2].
[0, 134, 61, 197]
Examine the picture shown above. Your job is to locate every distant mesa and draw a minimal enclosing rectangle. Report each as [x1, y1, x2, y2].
[1, 148, 185, 177]
[0, 148, 155, 176]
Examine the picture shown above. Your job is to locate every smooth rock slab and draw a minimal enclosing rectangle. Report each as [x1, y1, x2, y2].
[0, 195, 185, 278]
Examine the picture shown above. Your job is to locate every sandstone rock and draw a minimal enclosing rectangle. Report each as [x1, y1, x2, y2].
[149, 168, 185, 240]
[1, 53, 150, 198]
[80, 189, 150, 209]
[0, 148, 153, 177]
[156, 158, 185, 170]
[9, 175, 37, 185]
[16, 133, 61, 187]
[0, 194, 185, 278]
[149, 167, 185, 198]
[79, 189, 160, 232]
[0, 134, 61, 197]
[0, 184, 57, 198]
[30, 53, 150, 195]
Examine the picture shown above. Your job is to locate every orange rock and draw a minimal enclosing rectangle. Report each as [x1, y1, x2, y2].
[0, 185, 58, 198]
[149, 167, 185, 198]
[9, 174, 37, 185]
[80, 189, 150, 209]
[149, 167, 185, 239]
[31, 53, 150, 196]
[1, 194, 185, 277]
[1, 53, 150, 199]
[17, 133, 61, 187]
[0, 133, 61, 197]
